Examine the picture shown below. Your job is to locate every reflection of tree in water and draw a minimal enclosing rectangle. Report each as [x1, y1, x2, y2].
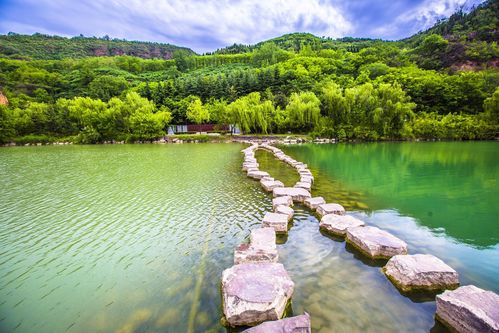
[284, 142, 499, 247]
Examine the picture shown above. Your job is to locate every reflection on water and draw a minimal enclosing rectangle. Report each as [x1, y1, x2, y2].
[0, 142, 497, 333]
[282, 142, 499, 248]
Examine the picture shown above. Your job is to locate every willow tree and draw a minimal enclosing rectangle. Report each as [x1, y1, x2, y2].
[319, 82, 347, 125]
[227, 92, 274, 133]
[186, 97, 210, 124]
[285, 91, 321, 132]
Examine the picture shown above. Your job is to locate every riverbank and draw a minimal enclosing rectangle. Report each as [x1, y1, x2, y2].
[4, 133, 498, 147]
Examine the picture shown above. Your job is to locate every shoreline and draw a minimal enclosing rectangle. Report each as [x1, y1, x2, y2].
[2, 134, 498, 147]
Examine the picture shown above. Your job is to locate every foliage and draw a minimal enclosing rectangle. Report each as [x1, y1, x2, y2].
[0, 2, 497, 143]
[0, 33, 195, 60]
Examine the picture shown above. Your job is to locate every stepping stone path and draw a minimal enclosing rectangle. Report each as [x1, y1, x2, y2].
[316, 203, 346, 217]
[383, 254, 459, 292]
[346, 226, 408, 259]
[231, 141, 493, 332]
[248, 170, 270, 180]
[273, 187, 311, 203]
[320, 214, 365, 237]
[234, 228, 278, 264]
[436, 285, 499, 333]
[274, 205, 294, 222]
[262, 212, 289, 234]
[221, 262, 295, 327]
[261, 179, 284, 192]
[304, 196, 326, 210]
[243, 313, 311, 332]
[272, 196, 293, 209]
[294, 181, 312, 191]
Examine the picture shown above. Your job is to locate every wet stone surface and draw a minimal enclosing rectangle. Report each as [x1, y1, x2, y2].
[320, 214, 365, 237]
[221, 263, 295, 327]
[346, 226, 408, 259]
[436, 285, 499, 333]
[243, 313, 311, 333]
[383, 254, 459, 292]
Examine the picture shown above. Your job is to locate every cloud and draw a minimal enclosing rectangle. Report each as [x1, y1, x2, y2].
[353, 0, 485, 39]
[0, 0, 486, 52]
[0, 0, 353, 53]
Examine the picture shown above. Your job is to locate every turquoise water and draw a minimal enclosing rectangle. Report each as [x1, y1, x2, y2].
[0, 142, 497, 333]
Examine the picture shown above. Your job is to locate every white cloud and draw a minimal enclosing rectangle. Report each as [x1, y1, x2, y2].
[398, 0, 469, 28]
[1, 0, 354, 53]
[368, 0, 477, 39]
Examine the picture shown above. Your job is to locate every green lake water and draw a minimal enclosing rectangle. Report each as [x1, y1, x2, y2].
[0, 142, 498, 333]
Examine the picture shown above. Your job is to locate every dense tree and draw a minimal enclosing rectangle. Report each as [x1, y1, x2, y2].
[186, 97, 210, 124]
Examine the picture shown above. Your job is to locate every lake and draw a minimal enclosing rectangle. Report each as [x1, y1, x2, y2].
[0, 142, 497, 333]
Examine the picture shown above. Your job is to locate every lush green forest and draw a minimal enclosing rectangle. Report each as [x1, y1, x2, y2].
[0, 33, 195, 60]
[0, 0, 497, 144]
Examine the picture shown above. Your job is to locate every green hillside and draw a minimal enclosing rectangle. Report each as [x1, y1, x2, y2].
[0, 33, 196, 60]
[403, 0, 498, 69]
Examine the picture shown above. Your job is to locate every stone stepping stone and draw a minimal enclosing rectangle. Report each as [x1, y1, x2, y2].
[248, 170, 270, 180]
[436, 285, 499, 333]
[261, 176, 274, 182]
[316, 203, 346, 217]
[304, 197, 326, 210]
[273, 187, 311, 203]
[274, 205, 294, 222]
[272, 196, 293, 210]
[262, 212, 290, 234]
[300, 175, 314, 184]
[243, 313, 311, 332]
[294, 181, 312, 191]
[320, 214, 365, 237]
[234, 228, 278, 264]
[222, 263, 295, 327]
[346, 226, 408, 259]
[261, 179, 285, 192]
[383, 254, 459, 292]
[242, 163, 259, 171]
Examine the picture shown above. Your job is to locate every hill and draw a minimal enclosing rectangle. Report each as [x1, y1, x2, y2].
[403, 0, 498, 70]
[0, 33, 196, 60]
[214, 33, 384, 55]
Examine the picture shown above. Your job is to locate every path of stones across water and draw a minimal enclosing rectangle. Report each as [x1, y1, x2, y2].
[220, 142, 499, 333]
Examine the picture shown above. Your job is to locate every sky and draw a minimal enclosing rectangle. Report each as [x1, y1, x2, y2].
[0, 0, 485, 53]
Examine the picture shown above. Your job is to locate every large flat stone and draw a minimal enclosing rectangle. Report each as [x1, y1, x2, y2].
[234, 228, 278, 264]
[273, 187, 311, 203]
[436, 285, 499, 333]
[262, 212, 289, 234]
[383, 254, 459, 292]
[250, 227, 276, 250]
[261, 180, 285, 192]
[242, 163, 259, 171]
[316, 203, 346, 217]
[243, 313, 311, 333]
[248, 170, 270, 180]
[274, 205, 294, 222]
[222, 263, 295, 327]
[304, 197, 326, 210]
[294, 182, 312, 191]
[320, 214, 365, 237]
[300, 175, 314, 184]
[346, 226, 408, 259]
[273, 196, 293, 210]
